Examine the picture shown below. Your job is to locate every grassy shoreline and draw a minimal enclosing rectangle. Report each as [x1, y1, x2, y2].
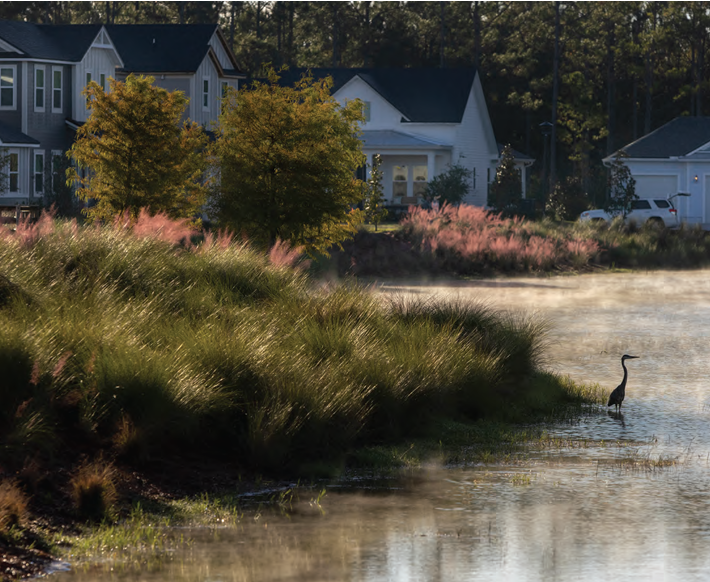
[0, 211, 607, 579]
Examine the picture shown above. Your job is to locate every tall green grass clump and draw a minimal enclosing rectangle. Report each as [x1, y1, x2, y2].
[0, 210, 591, 478]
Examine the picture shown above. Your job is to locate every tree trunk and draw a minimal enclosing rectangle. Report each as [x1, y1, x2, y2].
[473, 1, 481, 70]
[332, 3, 339, 67]
[440, 1, 446, 68]
[644, 53, 653, 134]
[550, 1, 560, 191]
[606, 27, 616, 155]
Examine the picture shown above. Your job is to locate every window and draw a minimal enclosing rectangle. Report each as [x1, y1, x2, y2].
[34, 151, 44, 195]
[8, 151, 18, 192]
[51, 150, 62, 192]
[221, 81, 229, 113]
[85, 71, 92, 108]
[0, 66, 15, 109]
[413, 165, 428, 197]
[202, 78, 210, 110]
[35, 66, 45, 111]
[100, 73, 106, 92]
[631, 200, 652, 210]
[52, 67, 63, 112]
[362, 101, 371, 122]
[654, 199, 670, 208]
[393, 165, 408, 198]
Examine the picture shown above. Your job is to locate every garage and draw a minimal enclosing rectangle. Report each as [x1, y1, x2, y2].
[633, 175, 679, 200]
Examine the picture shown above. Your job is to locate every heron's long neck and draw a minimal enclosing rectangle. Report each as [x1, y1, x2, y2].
[620, 360, 629, 389]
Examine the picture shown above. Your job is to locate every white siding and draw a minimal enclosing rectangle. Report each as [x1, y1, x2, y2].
[73, 43, 121, 122]
[209, 34, 233, 70]
[192, 54, 220, 127]
[453, 75, 498, 206]
[334, 74, 499, 207]
[336, 76, 407, 129]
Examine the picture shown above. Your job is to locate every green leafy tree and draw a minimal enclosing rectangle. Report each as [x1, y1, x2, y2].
[210, 66, 366, 254]
[421, 163, 472, 207]
[605, 151, 637, 219]
[364, 153, 388, 230]
[545, 176, 589, 221]
[67, 74, 208, 223]
[487, 145, 522, 213]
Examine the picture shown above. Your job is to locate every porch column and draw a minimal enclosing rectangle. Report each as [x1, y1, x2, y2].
[365, 152, 373, 181]
[426, 152, 436, 195]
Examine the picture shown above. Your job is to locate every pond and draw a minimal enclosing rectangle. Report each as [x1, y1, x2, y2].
[52, 271, 710, 581]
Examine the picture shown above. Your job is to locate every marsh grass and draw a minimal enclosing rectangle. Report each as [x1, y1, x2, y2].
[335, 207, 710, 278]
[69, 459, 117, 521]
[0, 211, 597, 482]
[0, 480, 28, 532]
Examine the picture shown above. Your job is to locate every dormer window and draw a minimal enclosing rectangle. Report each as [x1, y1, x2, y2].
[0, 66, 15, 109]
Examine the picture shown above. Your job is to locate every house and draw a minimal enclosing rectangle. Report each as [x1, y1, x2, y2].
[0, 21, 243, 212]
[605, 116, 710, 226]
[277, 68, 529, 209]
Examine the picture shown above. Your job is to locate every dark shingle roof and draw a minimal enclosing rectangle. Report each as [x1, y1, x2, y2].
[0, 21, 101, 60]
[273, 68, 477, 123]
[0, 121, 39, 146]
[623, 117, 710, 158]
[106, 24, 222, 73]
[0, 21, 242, 75]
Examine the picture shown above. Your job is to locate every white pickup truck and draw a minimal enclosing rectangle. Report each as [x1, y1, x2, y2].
[579, 195, 687, 228]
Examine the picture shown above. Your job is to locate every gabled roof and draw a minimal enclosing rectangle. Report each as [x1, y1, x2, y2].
[0, 121, 39, 146]
[274, 68, 478, 124]
[621, 117, 710, 158]
[0, 21, 102, 61]
[106, 24, 241, 75]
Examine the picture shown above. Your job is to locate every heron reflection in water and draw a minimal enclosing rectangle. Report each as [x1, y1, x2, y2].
[607, 354, 639, 412]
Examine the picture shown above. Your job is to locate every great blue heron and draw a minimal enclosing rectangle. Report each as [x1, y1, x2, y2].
[607, 354, 639, 412]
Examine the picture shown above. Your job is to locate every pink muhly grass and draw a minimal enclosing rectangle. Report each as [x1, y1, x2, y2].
[52, 351, 73, 379]
[13, 209, 56, 248]
[196, 229, 235, 255]
[130, 209, 197, 247]
[269, 238, 309, 270]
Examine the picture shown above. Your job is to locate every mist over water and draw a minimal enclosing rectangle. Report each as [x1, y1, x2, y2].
[53, 271, 710, 582]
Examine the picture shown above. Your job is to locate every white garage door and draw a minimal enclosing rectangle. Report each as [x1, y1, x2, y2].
[633, 175, 678, 199]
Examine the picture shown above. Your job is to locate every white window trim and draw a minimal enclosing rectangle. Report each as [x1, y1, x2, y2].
[202, 76, 210, 111]
[51, 149, 62, 192]
[0, 65, 17, 110]
[52, 66, 63, 113]
[7, 149, 19, 193]
[33, 150, 44, 196]
[34, 65, 45, 112]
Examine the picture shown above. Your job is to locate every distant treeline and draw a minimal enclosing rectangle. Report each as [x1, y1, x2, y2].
[6, 1, 709, 203]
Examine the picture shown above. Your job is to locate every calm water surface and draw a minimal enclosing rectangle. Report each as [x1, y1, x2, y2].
[53, 271, 710, 581]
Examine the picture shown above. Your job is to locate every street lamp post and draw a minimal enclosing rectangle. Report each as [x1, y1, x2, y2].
[539, 121, 553, 203]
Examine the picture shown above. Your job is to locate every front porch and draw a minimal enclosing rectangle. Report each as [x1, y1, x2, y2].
[362, 130, 452, 206]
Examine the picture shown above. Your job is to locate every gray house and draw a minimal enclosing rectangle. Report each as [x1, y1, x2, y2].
[0, 21, 243, 214]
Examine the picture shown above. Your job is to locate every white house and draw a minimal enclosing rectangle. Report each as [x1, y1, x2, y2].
[604, 117, 710, 226]
[278, 68, 529, 208]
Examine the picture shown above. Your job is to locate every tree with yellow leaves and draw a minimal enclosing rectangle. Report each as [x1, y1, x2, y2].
[68, 74, 208, 223]
[210, 66, 366, 254]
